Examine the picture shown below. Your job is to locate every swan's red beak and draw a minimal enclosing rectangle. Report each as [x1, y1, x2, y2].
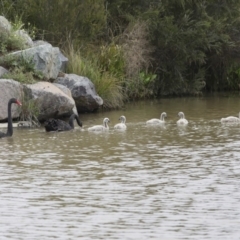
[16, 100, 22, 106]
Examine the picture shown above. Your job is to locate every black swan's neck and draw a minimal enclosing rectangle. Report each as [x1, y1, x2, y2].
[68, 114, 82, 128]
[7, 101, 13, 136]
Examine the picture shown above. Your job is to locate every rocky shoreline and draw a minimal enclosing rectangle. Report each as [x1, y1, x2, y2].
[0, 16, 103, 123]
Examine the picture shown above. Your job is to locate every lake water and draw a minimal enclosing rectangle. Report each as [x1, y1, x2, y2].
[1, 95, 240, 239]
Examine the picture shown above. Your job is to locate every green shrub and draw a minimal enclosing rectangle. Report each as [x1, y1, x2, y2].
[98, 44, 125, 79]
[124, 71, 157, 99]
[1, 54, 43, 83]
[2, 0, 106, 45]
[94, 71, 124, 109]
[64, 42, 124, 109]
[2, 67, 37, 84]
[0, 16, 27, 55]
[0, 31, 25, 54]
[19, 94, 40, 127]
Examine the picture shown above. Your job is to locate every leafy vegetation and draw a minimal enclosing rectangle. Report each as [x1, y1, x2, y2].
[1, 0, 240, 106]
[19, 92, 40, 127]
[145, 0, 240, 94]
[0, 27, 25, 55]
[1, 0, 106, 45]
[64, 42, 124, 109]
[0, 54, 43, 84]
[0, 14, 43, 84]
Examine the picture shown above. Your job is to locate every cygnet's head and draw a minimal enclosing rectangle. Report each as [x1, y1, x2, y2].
[119, 115, 126, 123]
[103, 118, 110, 123]
[178, 112, 185, 118]
[161, 112, 167, 117]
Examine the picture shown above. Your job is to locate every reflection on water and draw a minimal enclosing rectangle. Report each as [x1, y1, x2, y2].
[1, 96, 240, 239]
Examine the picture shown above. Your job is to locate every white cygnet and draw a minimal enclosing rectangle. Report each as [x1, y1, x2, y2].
[114, 116, 127, 130]
[177, 112, 188, 126]
[146, 112, 167, 125]
[88, 118, 110, 131]
[221, 112, 240, 124]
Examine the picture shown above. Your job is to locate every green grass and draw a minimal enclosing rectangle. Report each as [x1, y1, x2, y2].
[2, 67, 37, 84]
[19, 95, 40, 127]
[0, 17, 27, 55]
[64, 43, 125, 109]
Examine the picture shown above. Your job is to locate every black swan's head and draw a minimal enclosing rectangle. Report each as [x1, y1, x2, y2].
[10, 98, 22, 106]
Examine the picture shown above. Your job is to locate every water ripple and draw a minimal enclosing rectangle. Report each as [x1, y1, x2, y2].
[1, 99, 240, 239]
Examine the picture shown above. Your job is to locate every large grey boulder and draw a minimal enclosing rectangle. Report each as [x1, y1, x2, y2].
[0, 16, 11, 35]
[33, 40, 50, 47]
[24, 82, 76, 121]
[59, 51, 68, 72]
[53, 83, 78, 116]
[55, 74, 103, 113]
[0, 79, 23, 121]
[0, 66, 9, 77]
[9, 43, 62, 80]
[14, 29, 34, 48]
[33, 40, 68, 72]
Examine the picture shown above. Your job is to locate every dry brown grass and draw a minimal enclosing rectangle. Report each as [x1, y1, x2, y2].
[120, 20, 154, 79]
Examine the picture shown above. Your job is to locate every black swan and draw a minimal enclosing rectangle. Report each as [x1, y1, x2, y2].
[0, 98, 22, 138]
[44, 113, 82, 132]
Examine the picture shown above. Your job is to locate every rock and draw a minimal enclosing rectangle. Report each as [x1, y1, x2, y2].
[9, 43, 62, 80]
[33, 40, 50, 47]
[53, 83, 78, 116]
[14, 29, 34, 48]
[55, 74, 103, 113]
[17, 121, 32, 128]
[0, 122, 19, 128]
[0, 16, 11, 35]
[0, 66, 9, 77]
[0, 79, 23, 121]
[33, 40, 68, 72]
[24, 82, 76, 121]
[53, 83, 72, 96]
[59, 51, 68, 72]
